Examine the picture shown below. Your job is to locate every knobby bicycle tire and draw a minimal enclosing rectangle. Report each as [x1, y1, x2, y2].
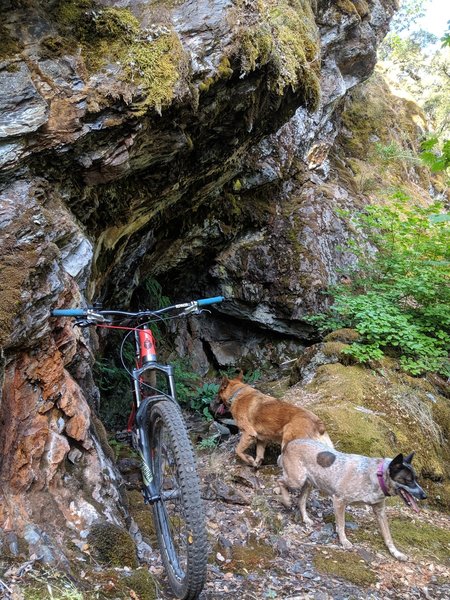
[147, 400, 207, 599]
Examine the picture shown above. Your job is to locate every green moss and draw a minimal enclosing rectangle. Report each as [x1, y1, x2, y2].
[313, 548, 377, 586]
[87, 522, 138, 568]
[239, 27, 274, 73]
[198, 56, 234, 93]
[352, 0, 370, 17]
[321, 341, 351, 360]
[233, 0, 320, 108]
[199, 77, 215, 92]
[354, 516, 450, 563]
[217, 56, 233, 78]
[126, 31, 187, 114]
[335, 0, 359, 16]
[40, 35, 74, 59]
[320, 402, 397, 458]
[0, 25, 23, 60]
[0, 231, 39, 346]
[337, 72, 434, 200]
[126, 490, 157, 543]
[120, 569, 157, 599]
[227, 535, 276, 574]
[324, 328, 361, 343]
[50, 1, 187, 113]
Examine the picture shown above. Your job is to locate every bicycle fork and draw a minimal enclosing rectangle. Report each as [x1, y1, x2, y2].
[131, 362, 177, 505]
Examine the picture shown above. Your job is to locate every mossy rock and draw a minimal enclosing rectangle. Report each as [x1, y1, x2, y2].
[232, 0, 321, 108]
[0, 24, 23, 60]
[313, 548, 377, 586]
[226, 535, 276, 575]
[126, 490, 157, 543]
[120, 568, 157, 599]
[85, 567, 156, 599]
[321, 341, 352, 363]
[49, 1, 188, 113]
[354, 516, 450, 563]
[87, 522, 138, 568]
[323, 328, 361, 344]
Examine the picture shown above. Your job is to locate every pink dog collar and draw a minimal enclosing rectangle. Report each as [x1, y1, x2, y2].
[377, 459, 391, 497]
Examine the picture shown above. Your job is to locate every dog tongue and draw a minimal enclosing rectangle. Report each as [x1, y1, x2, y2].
[216, 404, 225, 415]
[402, 489, 420, 513]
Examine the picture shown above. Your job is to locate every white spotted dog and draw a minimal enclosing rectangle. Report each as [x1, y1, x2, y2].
[278, 439, 427, 561]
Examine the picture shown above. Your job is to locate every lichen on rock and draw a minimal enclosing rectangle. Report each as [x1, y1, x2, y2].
[50, 0, 189, 113]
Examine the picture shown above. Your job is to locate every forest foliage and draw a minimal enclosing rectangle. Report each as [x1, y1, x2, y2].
[308, 193, 450, 376]
[308, 3, 450, 377]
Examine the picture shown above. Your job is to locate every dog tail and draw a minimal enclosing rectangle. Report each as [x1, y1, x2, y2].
[318, 420, 326, 435]
[318, 431, 334, 448]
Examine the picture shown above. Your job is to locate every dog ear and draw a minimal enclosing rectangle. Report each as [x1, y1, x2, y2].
[236, 370, 244, 381]
[388, 453, 404, 475]
[404, 451, 415, 464]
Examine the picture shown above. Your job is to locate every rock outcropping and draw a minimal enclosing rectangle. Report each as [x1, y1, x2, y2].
[0, 0, 400, 556]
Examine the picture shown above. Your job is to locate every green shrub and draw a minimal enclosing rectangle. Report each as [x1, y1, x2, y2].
[172, 360, 219, 419]
[309, 192, 450, 376]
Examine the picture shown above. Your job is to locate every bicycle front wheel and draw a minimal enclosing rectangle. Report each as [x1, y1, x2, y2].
[148, 400, 207, 599]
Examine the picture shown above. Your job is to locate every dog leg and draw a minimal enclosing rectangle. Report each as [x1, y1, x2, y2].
[278, 478, 292, 509]
[254, 440, 267, 468]
[235, 431, 258, 466]
[372, 501, 407, 561]
[332, 497, 352, 549]
[298, 481, 314, 527]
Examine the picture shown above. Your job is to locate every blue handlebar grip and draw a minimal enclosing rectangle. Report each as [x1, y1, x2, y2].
[197, 296, 225, 306]
[51, 309, 86, 317]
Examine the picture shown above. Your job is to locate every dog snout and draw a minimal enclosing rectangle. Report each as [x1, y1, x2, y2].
[412, 483, 427, 500]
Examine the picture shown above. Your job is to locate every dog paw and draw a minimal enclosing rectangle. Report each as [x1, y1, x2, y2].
[341, 540, 353, 550]
[302, 516, 314, 527]
[392, 550, 408, 562]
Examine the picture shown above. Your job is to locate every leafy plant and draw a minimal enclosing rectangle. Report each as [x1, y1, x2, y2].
[420, 136, 450, 174]
[244, 368, 262, 384]
[308, 194, 450, 376]
[197, 434, 220, 450]
[172, 360, 219, 419]
[375, 142, 418, 164]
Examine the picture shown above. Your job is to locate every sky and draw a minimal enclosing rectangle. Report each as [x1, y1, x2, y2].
[416, 0, 450, 38]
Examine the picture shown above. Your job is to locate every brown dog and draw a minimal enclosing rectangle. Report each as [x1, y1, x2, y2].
[216, 372, 333, 467]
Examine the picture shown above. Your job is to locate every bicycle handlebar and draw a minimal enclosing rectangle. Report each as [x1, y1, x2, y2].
[197, 296, 224, 306]
[52, 309, 87, 317]
[51, 296, 225, 321]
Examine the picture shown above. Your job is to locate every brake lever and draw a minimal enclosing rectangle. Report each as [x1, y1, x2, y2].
[73, 314, 112, 328]
[73, 319, 92, 328]
[191, 308, 211, 316]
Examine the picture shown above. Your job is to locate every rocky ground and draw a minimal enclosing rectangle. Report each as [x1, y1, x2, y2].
[192, 437, 450, 600]
[1, 410, 449, 600]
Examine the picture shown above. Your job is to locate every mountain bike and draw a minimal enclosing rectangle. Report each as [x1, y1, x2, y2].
[51, 296, 224, 599]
